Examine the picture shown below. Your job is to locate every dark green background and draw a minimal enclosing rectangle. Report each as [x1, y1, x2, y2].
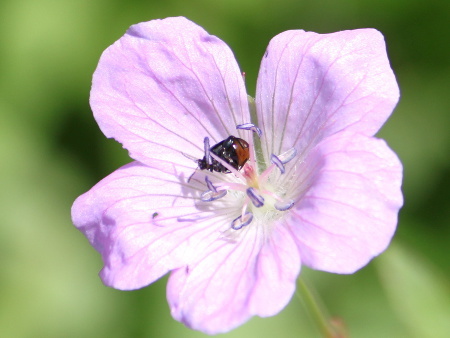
[1, 0, 449, 337]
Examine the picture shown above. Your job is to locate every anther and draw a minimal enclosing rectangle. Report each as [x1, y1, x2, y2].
[231, 212, 253, 230]
[204, 137, 212, 166]
[274, 200, 295, 211]
[205, 176, 217, 192]
[201, 189, 227, 202]
[246, 187, 265, 207]
[270, 154, 285, 174]
[278, 147, 297, 164]
[236, 123, 262, 138]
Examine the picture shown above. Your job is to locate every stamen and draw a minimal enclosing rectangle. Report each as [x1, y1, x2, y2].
[204, 137, 211, 166]
[210, 152, 246, 181]
[214, 181, 248, 192]
[258, 163, 276, 184]
[278, 147, 297, 164]
[270, 154, 285, 174]
[246, 187, 265, 207]
[205, 176, 217, 192]
[241, 200, 249, 219]
[231, 212, 253, 230]
[259, 148, 297, 184]
[201, 189, 227, 202]
[236, 123, 262, 138]
[274, 200, 295, 211]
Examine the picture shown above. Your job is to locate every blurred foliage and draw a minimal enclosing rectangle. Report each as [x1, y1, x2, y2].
[1, 0, 449, 337]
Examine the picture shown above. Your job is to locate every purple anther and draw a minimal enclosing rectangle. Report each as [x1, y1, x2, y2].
[231, 212, 253, 230]
[204, 137, 211, 166]
[278, 148, 297, 164]
[246, 187, 265, 208]
[275, 200, 295, 211]
[200, 189, 227, 202]
[236, 123, 262, 138]
[205, 176, 217, 192]
[271, 154, 285, 174]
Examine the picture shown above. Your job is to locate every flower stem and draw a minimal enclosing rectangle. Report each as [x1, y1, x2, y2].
[296, 278, 347, 338]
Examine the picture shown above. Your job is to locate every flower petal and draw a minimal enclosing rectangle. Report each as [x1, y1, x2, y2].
[167, 224, 300, 334]
[287, 131, 403, 273]
[71, 161, 224, 290]
[91, 17, 249, 167]
[256, 28, 399, 160]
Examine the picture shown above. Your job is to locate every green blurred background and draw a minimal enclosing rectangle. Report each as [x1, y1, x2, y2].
[1, 0, 449, 337]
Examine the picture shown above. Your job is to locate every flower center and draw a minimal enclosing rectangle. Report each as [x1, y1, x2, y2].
[198, 124, 297, 233]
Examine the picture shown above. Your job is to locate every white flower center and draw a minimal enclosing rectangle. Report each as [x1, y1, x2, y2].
[196, 133, 298, 237]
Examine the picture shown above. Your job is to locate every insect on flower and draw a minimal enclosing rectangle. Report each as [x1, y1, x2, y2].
[197, 135, 250, 173]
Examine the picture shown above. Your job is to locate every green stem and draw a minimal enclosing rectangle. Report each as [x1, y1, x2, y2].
[297, 278, 346, 338]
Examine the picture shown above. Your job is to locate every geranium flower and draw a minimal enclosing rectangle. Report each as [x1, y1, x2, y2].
[72, 17, 403, 334]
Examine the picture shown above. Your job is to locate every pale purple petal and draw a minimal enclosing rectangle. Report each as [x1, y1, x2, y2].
[71, 161, 223, 290]
[167, 224, 300, 334]
[256, 28, 399, 160]
[287, 131, 403, 273]
[90, 17, 250, 167]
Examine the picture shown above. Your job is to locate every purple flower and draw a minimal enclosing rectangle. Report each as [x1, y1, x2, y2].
[72, 17, 403, 334]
